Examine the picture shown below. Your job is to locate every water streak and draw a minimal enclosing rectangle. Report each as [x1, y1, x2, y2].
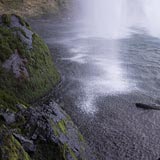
[81, 0, 160, 38]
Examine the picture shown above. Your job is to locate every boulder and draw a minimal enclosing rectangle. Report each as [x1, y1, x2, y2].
[0, 14, 94, 160]
[0, 126, 31, 160]
[0, 112, 16, 124]
[13, 133, 36, 153]
[0, 14, 60, 111]
[15, 101, 94, 160]
[2, 50, 29, 79]
[10, 15, 33, 49]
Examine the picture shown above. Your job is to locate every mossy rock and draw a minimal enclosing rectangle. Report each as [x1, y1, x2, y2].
[18, 102, 89, 160]
[0, 14, 60, 111]
[0, 90, 27, 112]
[0, 125, 31, 160]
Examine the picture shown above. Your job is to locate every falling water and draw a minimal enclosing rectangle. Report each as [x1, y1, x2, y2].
[82, 0, 160, 38]
[83, 0, 129, 38]
[67, 0, 160, 114]
[142, 0, 160, 37]
[31, 1, 160, 159]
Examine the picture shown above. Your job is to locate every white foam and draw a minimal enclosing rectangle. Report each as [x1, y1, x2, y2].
[61, 54, 87, 64]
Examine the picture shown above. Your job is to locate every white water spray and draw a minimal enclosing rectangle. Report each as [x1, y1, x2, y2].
[82, 0, 160, 38]
[63, 0, 160, 114]
[142, 0, 160, 37]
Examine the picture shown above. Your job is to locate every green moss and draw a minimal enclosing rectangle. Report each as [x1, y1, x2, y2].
[0, 15, 60, 111]
[0, 64, 30, 111]
[11, 27, 27, 38]
[0, 90, 27, 111]
[18, 15, 26, 26]
[18, 33, 60, 102]
[1, 14, 11, 26]
[0, 127, 31, 160]
[50, 118, 67, 136]
[50, 119, 60, 136]
[61, 143, 78, 160]
[78, 132, 85, 142]
[12, 14, 32, 31]
[57, 120, 67, 134]
[0, 26, 28, 62]
[62, 143, 68, 160]
[68, 147, 78, 160]
[0, 27, 13, 62]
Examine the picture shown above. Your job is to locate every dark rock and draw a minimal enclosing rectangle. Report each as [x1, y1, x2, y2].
[0, 14, 92, 160]
[13, 133, 36, 153]
[16, 30, 33, 49]
[10, 15, 22, 28]
[2, 50, 29, 79]
[0, 15, 33, 49]
[15, 104, 26, 111]
[0, 14, 60, 105]
[0, 112, 15, 124]
[0, 126, 31, 160]
[15, 101, 95, 160]
[135, 103, 160, 110]
[10, 15, 33, 49]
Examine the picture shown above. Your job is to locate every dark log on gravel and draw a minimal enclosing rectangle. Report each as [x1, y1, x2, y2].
[136, 103, 160, 110]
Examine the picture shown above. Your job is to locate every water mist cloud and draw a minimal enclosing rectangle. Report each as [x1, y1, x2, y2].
[81, 0, 160, 38]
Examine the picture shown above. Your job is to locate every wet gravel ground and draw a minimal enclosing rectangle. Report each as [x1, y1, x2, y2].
[30, 15, 160, 160]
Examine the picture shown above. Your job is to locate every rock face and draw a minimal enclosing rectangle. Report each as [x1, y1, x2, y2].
[13, 133, 36, 153]
[0, 126, 31, 160]
[20, 101, 90, 160]
[0, 15, 93, 160]
[0, 101, 92, 160]
[2, 51, 29, 79]
[0, 112, 16, 124]
[0, 14, 60, 110]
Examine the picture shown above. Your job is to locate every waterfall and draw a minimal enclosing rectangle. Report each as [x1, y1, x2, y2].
[82, 0, 160, 38]
[142, 0, 160, 37]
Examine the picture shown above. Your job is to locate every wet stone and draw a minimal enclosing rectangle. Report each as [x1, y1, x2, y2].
[0, 112, 16, 124]
[13, 133, 36, 153]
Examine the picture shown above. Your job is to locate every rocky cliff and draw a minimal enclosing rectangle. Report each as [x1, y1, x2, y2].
[0, 14, 60, 107]
[0, 14, 91, 160]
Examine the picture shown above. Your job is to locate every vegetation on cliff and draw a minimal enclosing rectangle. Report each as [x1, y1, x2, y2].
[0, 125, 31, 160]
[0, 14, 91, 160]
[0, 14, 60, 111]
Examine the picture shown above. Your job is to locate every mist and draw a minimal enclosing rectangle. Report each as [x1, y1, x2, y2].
[81, 0, 160, 38]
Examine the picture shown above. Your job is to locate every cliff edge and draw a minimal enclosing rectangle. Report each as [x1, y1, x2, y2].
[0, 14, 92, 160]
